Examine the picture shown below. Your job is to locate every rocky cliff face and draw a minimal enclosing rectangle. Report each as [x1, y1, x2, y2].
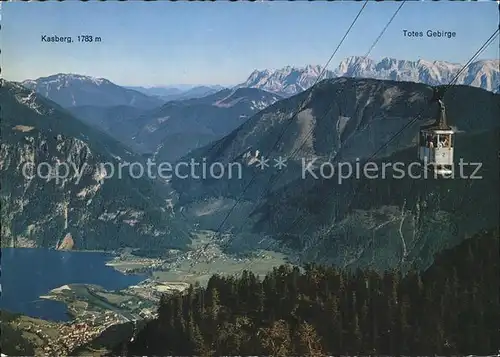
[237, 65, 323, 97]
[0, 80, 190, 251]
[172, 78, 500, 270]
[56, 233, 74, 250]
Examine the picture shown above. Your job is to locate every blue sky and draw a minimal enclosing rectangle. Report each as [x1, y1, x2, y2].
[2, 1, 498, 86]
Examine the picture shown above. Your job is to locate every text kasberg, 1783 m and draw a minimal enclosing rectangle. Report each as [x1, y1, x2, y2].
[40, 35, 101, 43]
[41, 35, 73, 43]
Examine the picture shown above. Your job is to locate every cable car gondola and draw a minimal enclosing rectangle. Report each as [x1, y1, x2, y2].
[417, 88, 454, 177]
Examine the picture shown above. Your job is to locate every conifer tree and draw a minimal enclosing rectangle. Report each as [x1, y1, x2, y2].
[296, 322, 324, 357]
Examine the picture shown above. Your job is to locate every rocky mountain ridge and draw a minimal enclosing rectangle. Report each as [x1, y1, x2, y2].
[21, 74, 164, 109]
[132, 87, 282, 161]
[237, 57, 500, 96]
[127, 85, 226, 101]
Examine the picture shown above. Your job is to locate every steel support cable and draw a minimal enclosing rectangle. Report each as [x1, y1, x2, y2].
[183, 0, 369, 274]
[206, 0, 406, 265]
[291, 29, 500, 264]
[279, 26, 500, 241]
[234, 27, 499, 275]
[236, 0, 407, 240]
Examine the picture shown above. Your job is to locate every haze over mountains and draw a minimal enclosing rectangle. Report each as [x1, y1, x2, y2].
[66, 85, 281, 160]
[132, 87, 282, 161]
[126, 85, 226, 101]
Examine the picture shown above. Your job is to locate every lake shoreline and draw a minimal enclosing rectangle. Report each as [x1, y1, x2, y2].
[0, 248, 147, 323]
[0, 246, 117, 254]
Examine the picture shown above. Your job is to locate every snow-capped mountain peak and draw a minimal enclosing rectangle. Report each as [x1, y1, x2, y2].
[236, 57, 499, 96]
[23, 73, 110, 89]
[236, 64, 327, 97]
[212, 87, 281, 110]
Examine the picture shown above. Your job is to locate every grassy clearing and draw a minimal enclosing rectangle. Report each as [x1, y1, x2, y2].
[152, 249, 288, 286]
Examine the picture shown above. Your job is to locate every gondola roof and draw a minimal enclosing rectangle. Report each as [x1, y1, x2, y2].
[421, 88, 452, 131]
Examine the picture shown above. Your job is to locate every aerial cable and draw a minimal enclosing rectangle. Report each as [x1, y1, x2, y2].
[203, 0, 406, 267]
[223, 26, 498, 276]
[243, 0, 407, 220]
[224, 1, 411, 274]
[184, 0, 369, 274]
[189, 11, 498, 277]
[275, 26, 500, 243]
[259, 28, 500, 273]
[349, 28, 498, 175]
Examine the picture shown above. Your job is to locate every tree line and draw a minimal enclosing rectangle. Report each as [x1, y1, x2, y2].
[120, 228, 498, 356]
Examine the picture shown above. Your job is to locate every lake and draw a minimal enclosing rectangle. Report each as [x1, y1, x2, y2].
[0, 248, 146, 322]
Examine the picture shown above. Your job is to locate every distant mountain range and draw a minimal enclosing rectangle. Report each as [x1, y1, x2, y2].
[21, 74, 164, 109]
[132, 87, 282, 161]
[21, 57, 499, 112]
[127, 85, 226, 101]
[236, 64, 323, 97]
[21, 56, 498, 116]
[237, 57, 500, 96]
[20, 74, 280, 160]
[126, 86, 185, 98]
[66, 87, 282, 161]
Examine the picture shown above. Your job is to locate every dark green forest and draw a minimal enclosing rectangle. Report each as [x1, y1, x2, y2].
[121, 229, 499, 356]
